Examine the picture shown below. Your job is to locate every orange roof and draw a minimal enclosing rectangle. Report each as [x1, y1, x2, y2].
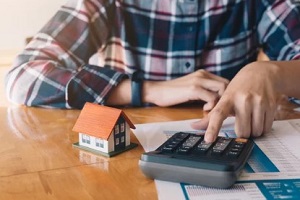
[72, 102, 135, 140]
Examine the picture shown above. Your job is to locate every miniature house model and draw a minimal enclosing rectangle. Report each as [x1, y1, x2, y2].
[72, 102, 137, 157]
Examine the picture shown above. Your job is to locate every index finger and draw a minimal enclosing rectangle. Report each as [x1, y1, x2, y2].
[204, 99, 232, 142]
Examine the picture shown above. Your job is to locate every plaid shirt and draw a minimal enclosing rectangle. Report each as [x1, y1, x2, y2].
[5, 0, 300, 108]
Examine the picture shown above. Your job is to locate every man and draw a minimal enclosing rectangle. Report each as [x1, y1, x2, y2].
[5, 0, 300, 142]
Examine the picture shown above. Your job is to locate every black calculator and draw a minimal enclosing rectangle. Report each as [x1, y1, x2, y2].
[139, 132, 254, 188]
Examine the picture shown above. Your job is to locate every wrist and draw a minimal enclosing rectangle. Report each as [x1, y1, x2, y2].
[106, 79, 131, 105]
[143, 80, 159, 105]
[243, 61, 281, 84]
[263, 60, 300, 97]
[144, 80, 169, 106]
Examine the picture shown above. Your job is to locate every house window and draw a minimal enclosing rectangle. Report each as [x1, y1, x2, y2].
[115, 138, 119, 145]
[120, 123, 125, 132]
[96, 138, 104, 148]
[121, 136, 125, 143]
[82, 134, 90, 144]
[115, 124, 119, 135]
[86, 135, 90, 144]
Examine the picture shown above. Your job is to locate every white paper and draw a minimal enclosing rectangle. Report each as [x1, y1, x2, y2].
[133, 117, 300, 200]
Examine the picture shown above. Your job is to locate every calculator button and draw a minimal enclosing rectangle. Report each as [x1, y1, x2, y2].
[230, 148, 242, 152]
[224, 138, 248, 158]
[227, 151, 240, 158]
[184, 135, 202, 146]
[233, 143, 244, 148]
[177, 146, 192, 154]
[175, 132, 190, 139]
[211, 137, 232, 156]
[198, 141, 213, 149]
[196, 148, 209, 153]
[161, 132, 190, 153]
[211, 149, 223, 156]
[213, 143, 228, 151]
[235, 138, 248, 143]
[162, 141, 180, 152]
[162, 145, 177, 153]
[195, 141, 213, 154]
[232, 139, 247, 150]
[177, 135, 202, 154]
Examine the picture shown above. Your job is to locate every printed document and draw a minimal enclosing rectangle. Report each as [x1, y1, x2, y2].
[132, 117, 300, 200]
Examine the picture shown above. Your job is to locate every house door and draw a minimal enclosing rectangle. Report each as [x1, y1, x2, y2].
[114, 117, 125, 151]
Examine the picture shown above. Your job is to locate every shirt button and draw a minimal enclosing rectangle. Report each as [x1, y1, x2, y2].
[185, 62, 191, 68]
[188, 26, 194, 32]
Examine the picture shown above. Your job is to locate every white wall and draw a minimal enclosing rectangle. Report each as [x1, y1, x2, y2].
[0, 0, 66, 51]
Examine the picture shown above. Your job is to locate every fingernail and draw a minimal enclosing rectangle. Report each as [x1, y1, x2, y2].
[203, 104, 212, 111]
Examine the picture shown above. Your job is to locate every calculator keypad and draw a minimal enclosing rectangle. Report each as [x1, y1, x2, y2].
[140, 132, 254, 189]
[177, 135, 202, 154]
[160, 132, 249, 159]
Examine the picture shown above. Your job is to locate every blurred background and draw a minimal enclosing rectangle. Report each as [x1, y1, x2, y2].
[0, 0, 98, 68]
[0, 0, 65, 105]
[0, 0, 64, 51]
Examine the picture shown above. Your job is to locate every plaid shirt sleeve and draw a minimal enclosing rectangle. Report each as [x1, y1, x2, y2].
[258, 0, 300, 60]
[5, 0, 126, 109]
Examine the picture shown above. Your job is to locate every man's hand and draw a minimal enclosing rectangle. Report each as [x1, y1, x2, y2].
[191, 61, 282, 142]
[106, 69, 228, 107]
[145, 69, 229, 110]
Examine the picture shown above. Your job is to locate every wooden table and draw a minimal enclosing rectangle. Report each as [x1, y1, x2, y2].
[0, 103, 205, 200]
[1, 63, 300, 199]
[1, 101, 300, 200]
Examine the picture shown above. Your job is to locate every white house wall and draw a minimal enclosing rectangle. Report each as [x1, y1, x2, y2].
[79, 133, 111, 153]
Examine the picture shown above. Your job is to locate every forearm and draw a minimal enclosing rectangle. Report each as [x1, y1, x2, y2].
[106, 79, 157, 106]
[106, 78, 195, 107]
[105, 79, 131, 106]
[5, 53, 127, 109]
[106, 70, 229, 108]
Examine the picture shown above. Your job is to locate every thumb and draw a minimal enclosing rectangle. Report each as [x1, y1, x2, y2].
[190, 116, 209, 130]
